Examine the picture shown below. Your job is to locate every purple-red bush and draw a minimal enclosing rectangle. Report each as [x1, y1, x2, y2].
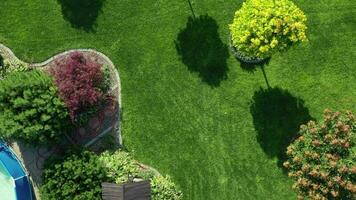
[51, 52, 104, 121]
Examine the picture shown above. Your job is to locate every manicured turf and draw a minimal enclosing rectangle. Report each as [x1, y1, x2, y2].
[0, 0, 355, 199]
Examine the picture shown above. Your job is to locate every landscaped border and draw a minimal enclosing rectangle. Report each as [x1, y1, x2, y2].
[0, 43, 122, 146]
[0, 43, 122, 200]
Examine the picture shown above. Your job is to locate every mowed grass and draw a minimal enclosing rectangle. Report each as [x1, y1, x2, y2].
[0, 0, 355, 199]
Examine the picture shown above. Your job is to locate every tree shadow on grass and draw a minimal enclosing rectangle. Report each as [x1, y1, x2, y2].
[250, 87, 313, 168]
[175, 15, 229, 87]
[57, 0, 105, 32]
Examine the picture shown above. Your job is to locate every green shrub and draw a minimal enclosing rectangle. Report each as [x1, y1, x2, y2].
[0, 58, 29, 79]
[284, 109, 355, 200]
[99, 150, 183, 200]
[99, 150, 140, 183]
[41, 150, 183, 200]
[41, 151, 106, 200]
[0, 70, 70, 145]
[151, 175, 183, 200]
[229, 0, 308, 58]
[98, 64, 111, 94]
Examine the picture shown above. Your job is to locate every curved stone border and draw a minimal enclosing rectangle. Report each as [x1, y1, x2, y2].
[0, 44, 21, 61]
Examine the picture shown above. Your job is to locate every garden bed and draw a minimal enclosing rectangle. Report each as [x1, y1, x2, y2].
[0, 44, 122, 147]
[0, 44, 122, 200]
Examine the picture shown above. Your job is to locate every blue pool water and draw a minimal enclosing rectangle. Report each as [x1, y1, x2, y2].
[0, 140, 32, 200]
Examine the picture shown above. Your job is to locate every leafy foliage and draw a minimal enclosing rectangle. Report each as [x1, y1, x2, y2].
[99, 150, 183, 200]
[41, 151, 106, 200]
[229, 0, 308, 58]
[151, 175, 183, 200]
[0, 58, 29, 79]
[0, 70, 70, 145]
[50, 52, 106, 123]
[41, 150, 183, 200]
[98, 64, 111, 94]
[99, 150, 140, 183]
[284, 109, 356, 200]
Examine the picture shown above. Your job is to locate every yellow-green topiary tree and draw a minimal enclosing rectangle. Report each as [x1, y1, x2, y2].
[229, 0, 308, 60]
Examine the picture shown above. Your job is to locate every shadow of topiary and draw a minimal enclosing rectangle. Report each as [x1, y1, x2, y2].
[250, 87, 313, 168]
[175, 15, 229, 87]
[57, 0, 105, 32]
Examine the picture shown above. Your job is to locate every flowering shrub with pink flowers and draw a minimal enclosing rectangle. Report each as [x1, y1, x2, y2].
[284, 109, 355, 200]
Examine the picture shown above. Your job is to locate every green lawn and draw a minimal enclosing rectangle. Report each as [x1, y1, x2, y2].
[0, 0, 355, 199]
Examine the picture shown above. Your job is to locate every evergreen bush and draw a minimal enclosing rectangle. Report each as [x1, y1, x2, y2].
[0, 70, 70, 145]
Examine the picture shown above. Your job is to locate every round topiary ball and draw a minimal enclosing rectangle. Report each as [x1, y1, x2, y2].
[284, 109, 355, 200]
[229, 0, 308, 59]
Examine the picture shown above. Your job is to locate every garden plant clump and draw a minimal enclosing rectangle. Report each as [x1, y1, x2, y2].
[41, 150, 183, 200]
[41, 151, 106, 200]
[0, 58, 28, 79]
[99, 150, 183, 200]
[284, 109, 356, 200]
[0, 70, 70, 145]
[229, 0, 308, 60]
[50, 52, 111, 125]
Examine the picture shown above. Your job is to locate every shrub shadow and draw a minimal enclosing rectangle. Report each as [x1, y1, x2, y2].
[250, 87, 312, 168]
[175, 15, 229, 87]
[57, 0, 105, 32]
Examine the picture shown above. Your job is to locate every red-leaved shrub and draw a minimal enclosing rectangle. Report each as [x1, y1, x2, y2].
[51, 52, 104, 121]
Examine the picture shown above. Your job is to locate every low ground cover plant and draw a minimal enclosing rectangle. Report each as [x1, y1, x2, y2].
[41, 150, 183, 200]
[0, 70, 70, 145]
[284, 109, 355, 200]
[50, 52, 111, 125]
[229, 0, 308, 59]
[0, 58, 29, 79]
[150, 175, 183, 200]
